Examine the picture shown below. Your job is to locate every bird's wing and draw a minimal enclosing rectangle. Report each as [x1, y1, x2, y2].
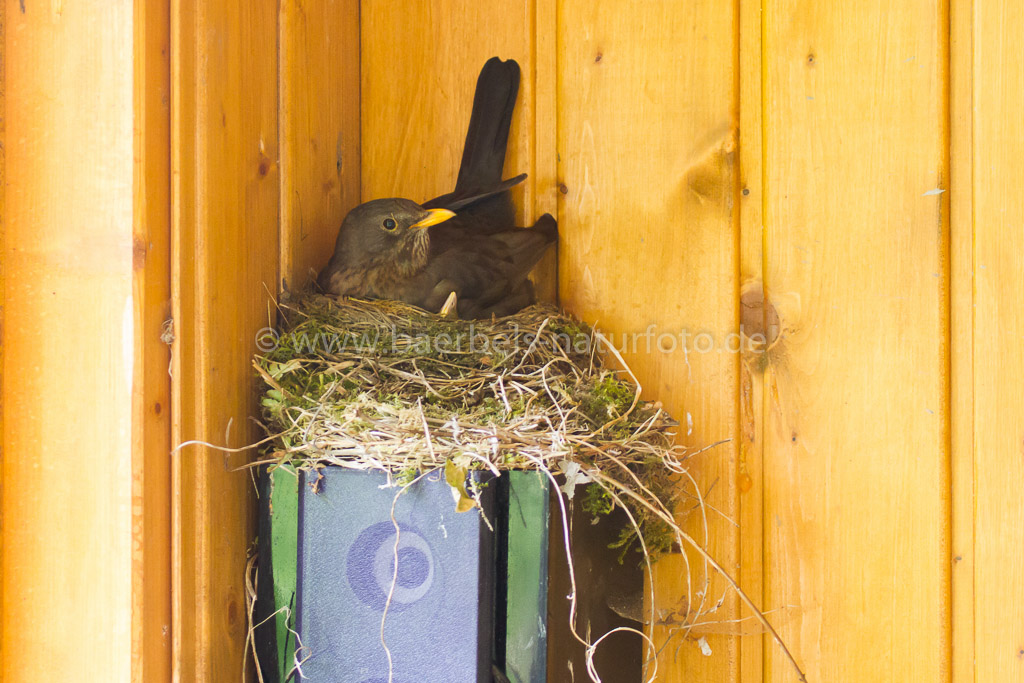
[418, 215, 558, 316]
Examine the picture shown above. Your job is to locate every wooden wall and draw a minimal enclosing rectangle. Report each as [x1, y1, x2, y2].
[762, 3, 949, 680]
[2, 0, 1023, 682]
[3, 0, 137, 679]
[961, 1, 1024, 680]
[171, 1, 283, 680]
[134, 0, 173, 679]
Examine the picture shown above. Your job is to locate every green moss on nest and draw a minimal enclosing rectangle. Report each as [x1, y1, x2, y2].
[578, 372, 637, 425]
[582, 483, 615, 517]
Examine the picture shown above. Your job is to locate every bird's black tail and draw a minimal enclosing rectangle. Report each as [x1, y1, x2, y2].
[454, 57, 520, 196]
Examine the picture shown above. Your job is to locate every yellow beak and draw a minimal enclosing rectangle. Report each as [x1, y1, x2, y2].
[410, 208, 456, 230]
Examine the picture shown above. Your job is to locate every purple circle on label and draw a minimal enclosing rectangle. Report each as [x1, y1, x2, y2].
[346, 521, 435, 612]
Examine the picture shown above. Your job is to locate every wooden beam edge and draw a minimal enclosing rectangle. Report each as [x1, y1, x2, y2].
[949, 0, 975, 681]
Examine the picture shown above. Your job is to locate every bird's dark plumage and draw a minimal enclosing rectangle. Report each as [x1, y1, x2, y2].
[317, 57, 557, 318]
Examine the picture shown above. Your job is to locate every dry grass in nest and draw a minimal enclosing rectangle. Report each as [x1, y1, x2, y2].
[247, 294, 804, 682]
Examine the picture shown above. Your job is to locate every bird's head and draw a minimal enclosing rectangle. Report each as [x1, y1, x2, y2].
[327, 198, 455, 277]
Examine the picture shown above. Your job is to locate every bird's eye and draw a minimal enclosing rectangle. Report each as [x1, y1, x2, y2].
[382, 218, 397, 231]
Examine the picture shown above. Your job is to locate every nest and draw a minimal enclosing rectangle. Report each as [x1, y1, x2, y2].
[249, 294, 804, 681]
[254, 294, 689, 557]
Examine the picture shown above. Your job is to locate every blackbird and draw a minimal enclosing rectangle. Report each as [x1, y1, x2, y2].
[317, 57, 557, 319]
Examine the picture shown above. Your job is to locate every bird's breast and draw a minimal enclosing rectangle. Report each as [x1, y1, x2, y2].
[322, 267, 370, 298]
[325, 262, 417, 302]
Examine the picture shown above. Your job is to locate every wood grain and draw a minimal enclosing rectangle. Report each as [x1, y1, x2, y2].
[132, 0, 173, 679]
[0, 3, 6, 673]
[761, 2, 950, 681]
[279, 0, 361, 292]
[949, 0, 974, 680]
[739, 0, 767, 678]
[533, 0, 559, 303]
[556, 1, 741, 680]
[971, 0, 1024, 678]
[2, 1, 135, 679]
[170, 0, 280, 679]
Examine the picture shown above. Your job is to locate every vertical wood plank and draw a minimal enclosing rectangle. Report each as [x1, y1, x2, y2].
[0, 1, 6, 670]
[133, 0, 173, 680]
[971, 0, 1024, 678]
[279, 0, 361, 292]
[170, 0, 279, 679]
[531, 0, 559, 302]
[556, 1, 741, 680]
[739, 0, 766, 678]
[2, 1, 135, 680]
[761, 2, 950, 681]
[949, 0, 974, 680]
